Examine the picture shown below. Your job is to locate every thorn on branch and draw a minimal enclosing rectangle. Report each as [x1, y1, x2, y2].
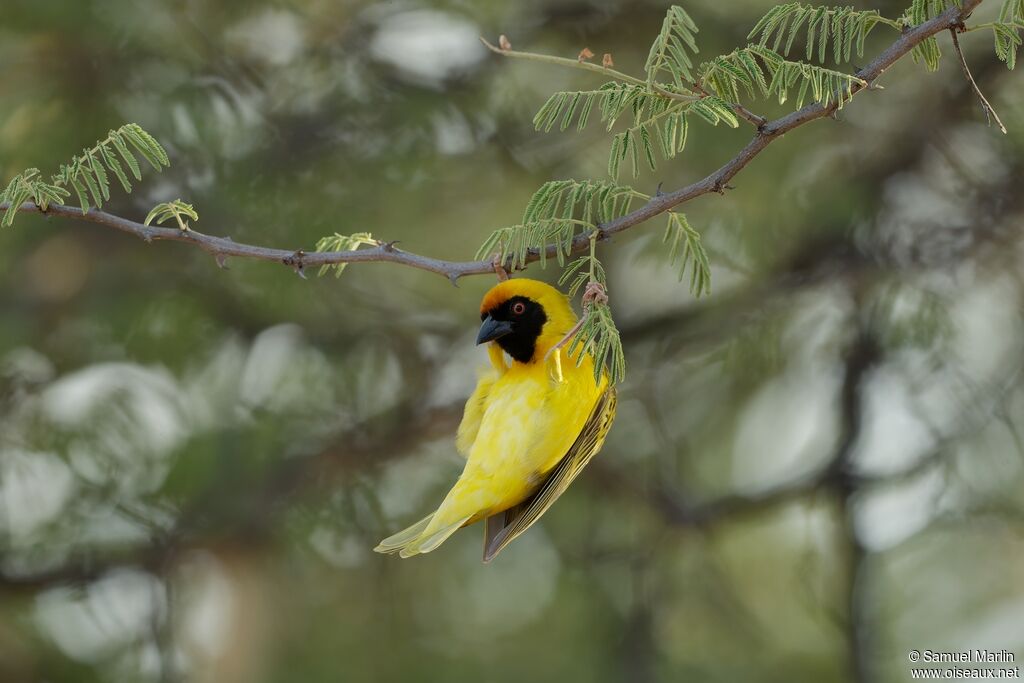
[602, 53, 614, 68]
[215, 253, 229, 270]
[712, 180, 734, 195]
[655, 182, 665, 197]
[499, 34, 511, 51]
[381, 240, 399, 253]
[284, 249, 307, 279]
[578, 47, 594, 62]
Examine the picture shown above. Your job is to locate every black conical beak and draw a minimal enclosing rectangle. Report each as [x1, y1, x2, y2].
[476, 315, 514, 345]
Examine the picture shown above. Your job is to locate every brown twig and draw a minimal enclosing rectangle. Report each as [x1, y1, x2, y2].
[726, 101, 768, 130]
[480, 37, 652, 88]
[949, 26, 1008, 134]
[0, 0, 986, 285]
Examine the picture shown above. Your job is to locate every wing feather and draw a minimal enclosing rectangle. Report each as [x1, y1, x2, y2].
[482, 387, 617, 562]
[456, 369, 498, 457]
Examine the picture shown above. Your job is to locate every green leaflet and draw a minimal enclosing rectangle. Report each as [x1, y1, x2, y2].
[747, 4, 899, 63]
[52, 123, 171, 215]
[314, 232, 378, 277]
[645, 5, 700, 87]
[663, 212, 711, 296]
[2, 122, 173, 228]
[477, 180, 642, 270]
[145, 199, 199, 231]
[906, 0, 955, 71]
[990, 0, 1024, 69]
[0, 169, 70, 228]
[699, 45, 866, 110]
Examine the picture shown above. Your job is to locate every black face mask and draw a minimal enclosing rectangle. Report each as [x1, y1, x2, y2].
[477, 296, 548, 363]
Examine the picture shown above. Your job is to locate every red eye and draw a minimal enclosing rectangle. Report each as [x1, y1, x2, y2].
[511, 302, 526, 315]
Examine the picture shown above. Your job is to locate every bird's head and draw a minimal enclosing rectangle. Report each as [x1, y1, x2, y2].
[476, 279, 578, 364]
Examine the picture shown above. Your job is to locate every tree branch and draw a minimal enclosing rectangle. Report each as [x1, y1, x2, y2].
[0, 201, 489, 285]
[0, 0, 985, 285]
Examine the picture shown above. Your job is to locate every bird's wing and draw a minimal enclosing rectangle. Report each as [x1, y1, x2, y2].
[455, 368, 499, 457]
[482, 386, 616, 562]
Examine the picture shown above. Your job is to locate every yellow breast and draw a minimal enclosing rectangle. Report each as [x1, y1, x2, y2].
[449, 349, 606, 522]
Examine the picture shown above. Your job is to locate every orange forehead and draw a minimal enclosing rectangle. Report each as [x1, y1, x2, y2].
[478, 278, 561, 314]
[479, 283, 512, 314]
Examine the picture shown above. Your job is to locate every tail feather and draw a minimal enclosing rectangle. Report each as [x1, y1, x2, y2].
[398, 515, 471, 558]
[374, 513, 434, 554]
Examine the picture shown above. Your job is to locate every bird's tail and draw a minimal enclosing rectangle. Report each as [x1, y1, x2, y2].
[373, 511, 471, 558]
[373, 513, 434, 554]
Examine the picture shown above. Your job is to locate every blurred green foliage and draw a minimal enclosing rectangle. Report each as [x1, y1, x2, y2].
[2, 1, 1024, 683]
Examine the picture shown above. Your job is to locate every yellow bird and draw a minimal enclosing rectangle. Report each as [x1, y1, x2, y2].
[374, 278, 616, 562]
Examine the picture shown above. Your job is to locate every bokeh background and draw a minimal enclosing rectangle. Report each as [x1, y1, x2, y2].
[2, 1, 1023, 681]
